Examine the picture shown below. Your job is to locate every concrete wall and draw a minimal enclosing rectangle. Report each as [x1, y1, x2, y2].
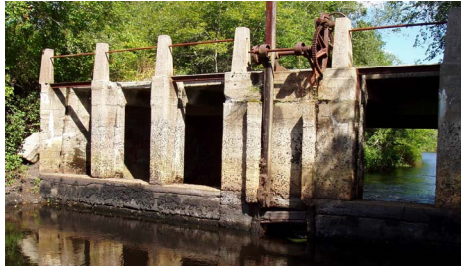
[314, 200, 460, 244]
[269, 70, 317, 207]
[436, 8, 461, 209]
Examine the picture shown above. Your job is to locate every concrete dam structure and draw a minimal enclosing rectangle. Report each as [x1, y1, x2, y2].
[38, 10, 461, 243]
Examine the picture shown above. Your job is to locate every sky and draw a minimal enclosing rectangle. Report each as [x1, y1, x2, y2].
[380, 24, 441, 65]
[361, 1, 442, 65]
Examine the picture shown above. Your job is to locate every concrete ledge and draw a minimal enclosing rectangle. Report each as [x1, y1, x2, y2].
[313, 199, 460, 244]
[40, 173, 220, 198]
[40, 174, 221, 221]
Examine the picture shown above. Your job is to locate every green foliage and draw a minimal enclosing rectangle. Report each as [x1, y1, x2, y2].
[364, 129, 437, 172]
[5, 72, 40, 184]
[32, 177, 41, 194]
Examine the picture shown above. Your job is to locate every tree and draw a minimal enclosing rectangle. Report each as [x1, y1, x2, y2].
[377, 1, 461, 61]
[364, 128, 437, 172]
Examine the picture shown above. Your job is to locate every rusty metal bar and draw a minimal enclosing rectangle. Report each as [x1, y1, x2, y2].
[51, 52, 95, 59]
[50, 81, 92, 88]
[169, 39, 234, 48]
[107, 46, 157, 54]
[248, 47, 294, 53]
[276, 51, 296, 56]
[350, 21, 447, 32]
[171, 73, 225, 83]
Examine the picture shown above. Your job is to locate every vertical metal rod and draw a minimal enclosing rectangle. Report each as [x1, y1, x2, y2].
[259, 1, 277, 207]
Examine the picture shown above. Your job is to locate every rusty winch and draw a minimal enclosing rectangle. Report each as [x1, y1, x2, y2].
[250, 12, 346, 82]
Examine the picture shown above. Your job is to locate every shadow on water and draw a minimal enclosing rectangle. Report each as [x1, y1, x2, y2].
[364, 152, 437, 204]
[6, 202, 460, 266]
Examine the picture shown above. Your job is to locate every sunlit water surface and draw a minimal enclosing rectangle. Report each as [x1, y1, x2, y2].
[364, 152, 436, 204]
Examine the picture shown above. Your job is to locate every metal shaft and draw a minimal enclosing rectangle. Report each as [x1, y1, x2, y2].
[350, 21, 447, 32]
[169, 39, 234, 47]
[259, 1, 277, 207]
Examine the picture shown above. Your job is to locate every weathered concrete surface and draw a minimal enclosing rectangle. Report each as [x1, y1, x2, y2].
[60, 88, 91, 174]
[231, 27, 251, 73]
[315, 68, 360, 200]
[91, 81, 125, 177]
[270, 102, 304, 201]
[39, 49, 64, 173]
[40, 174, 220, 221]
[219, 27, 260, 229]
[314, 200, 460, 244]
[332, 17, 353, 68]
[245, 102, 262, 203]
[436, 7, 461, 209]
[150, 35, 184, 185]
[91, 43, 125, 178]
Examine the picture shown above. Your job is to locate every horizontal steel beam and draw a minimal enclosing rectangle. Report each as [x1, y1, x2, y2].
[357, 64, 440, 75]
[50, 81, 92, 88]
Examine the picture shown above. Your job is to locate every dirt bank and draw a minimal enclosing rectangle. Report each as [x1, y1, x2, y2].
[5, 162, 42, 205]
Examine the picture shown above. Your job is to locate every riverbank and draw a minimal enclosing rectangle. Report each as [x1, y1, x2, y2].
[5, 163, 42, 205]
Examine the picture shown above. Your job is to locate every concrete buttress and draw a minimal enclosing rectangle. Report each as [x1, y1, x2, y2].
[436, 7, 461, 209]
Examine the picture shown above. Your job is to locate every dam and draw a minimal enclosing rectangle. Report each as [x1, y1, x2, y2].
[37, 8, 460, 244]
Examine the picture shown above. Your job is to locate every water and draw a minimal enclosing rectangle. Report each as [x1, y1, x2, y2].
[5, 203, 460, 266]
[364, 152, 437, 204]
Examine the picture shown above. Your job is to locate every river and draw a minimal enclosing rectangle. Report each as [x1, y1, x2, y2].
[5, 201, 459, 266]
[363, 152, 437, 204]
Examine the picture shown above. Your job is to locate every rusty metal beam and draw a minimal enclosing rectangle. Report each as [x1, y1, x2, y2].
[357, 64, 440, 75]
[171, 73, 225, 83]
[248, 47, 294, 53]
[350, 21, 447, 32]
[51, 52, 95, 59]
[50, 81, 92, 88]
[169, 39, 234, 48]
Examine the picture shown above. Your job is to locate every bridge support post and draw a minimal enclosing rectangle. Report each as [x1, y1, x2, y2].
[90, 43, 124, 178]
[436, 7, 461, 209]
[150, 35, 182, 185]
[221, 27, 261, 229]
[39, 48, 64, 173]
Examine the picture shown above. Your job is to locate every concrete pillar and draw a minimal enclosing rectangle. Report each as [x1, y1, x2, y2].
[332, 17, 353, 68]
[39, 49, 66, 173]
[150, 35, 180, 185]
[39, 49, 54, 84]
[91, 43, 124, 178]
[220, 27, 260, 229]
[436, 8, 461, 209]
[231, 27, 251, 73]
[315, 67, 359, 200]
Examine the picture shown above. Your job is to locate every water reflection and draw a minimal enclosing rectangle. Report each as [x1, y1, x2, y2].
[364, 152, 436, 204]
[6, 200, 459, 265]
